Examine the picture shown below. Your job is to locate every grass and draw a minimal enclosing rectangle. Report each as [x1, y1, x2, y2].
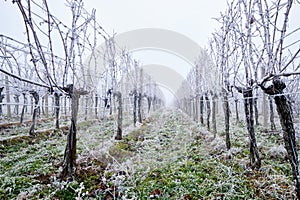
[0, 109, 298, 199]
[115, 110, 296, 199]
[123, 129, 295, 199]
[0, 132, 65, 199]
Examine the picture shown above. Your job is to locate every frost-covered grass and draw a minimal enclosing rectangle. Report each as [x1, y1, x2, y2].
[0, 109, 297, 199]
[110, 109, 296, 199]
[0, 117, 117, 199]
[0, 132, 65, 199]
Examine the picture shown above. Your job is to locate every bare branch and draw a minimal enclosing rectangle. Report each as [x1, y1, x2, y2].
[0, 68, 49, 89]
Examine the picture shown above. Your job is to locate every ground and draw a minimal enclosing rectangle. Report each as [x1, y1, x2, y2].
[0, 108, 297, 199]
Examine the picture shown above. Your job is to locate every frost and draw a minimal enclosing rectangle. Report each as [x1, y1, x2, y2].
[0, 108, 297, 199]
[17, 191, 28, 200]
[267, 144, 287, 160]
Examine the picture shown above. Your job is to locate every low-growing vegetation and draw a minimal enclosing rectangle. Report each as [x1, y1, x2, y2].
[1, 108, 297, 199]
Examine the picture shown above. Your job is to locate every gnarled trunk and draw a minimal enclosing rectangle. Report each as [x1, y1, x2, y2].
[64, 96, 67, 115]
[137, 92, 142, 123]
[234, 99, 240, 124]
[41, 96, 45, 116]
[195, 96, 199, 122]
[200, 96, 204, 125]
[30, 96, 33, 115]
[223, 89, 231, 150]
[253, 96, 259, 126]
[54, 92, 61, 129]
[29, 91, 39, 136]
[62, 87, 80, 179]
[274, 94, 300, 198]
[95, 94, 98, 118]
[20, 92, 27, 123]
[133, 90, 137, 126]
[13, 94, 20, 115]
[205, 94, 211, 131]
[192, 98, 196, 121]
[109, 90, 113, 115]
[44, 93, 49, 118]
[268, 96, 276, 131]
[212, 93, 217, 138]
[114, 91, 122, 140]
[261, 78, 300, 198]
[5, 76, 11, 118]
[237, 86, 261, 169]
[147, 96, 152, 114]
[84, 96, 88, 120]
[62, 117, 77, 179]
[243, 90, 261, 169]
[188, 98, 192, 117]
[0, 87, 5, 116]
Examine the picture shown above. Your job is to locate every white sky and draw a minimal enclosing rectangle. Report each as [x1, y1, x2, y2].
[2, 1, 299, 106]
[82, 0, 228, 105]
[0, 0, 226, 46]
[0, 0, 227, 106]
[83, 0, 227, 46]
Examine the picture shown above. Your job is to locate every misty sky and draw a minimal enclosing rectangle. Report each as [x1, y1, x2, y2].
[1, 1, 299, 105]
[0, 0, 228, 105]
[0, 0, 227, 45]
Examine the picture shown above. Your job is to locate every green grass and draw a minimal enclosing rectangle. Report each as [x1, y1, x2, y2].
[0, 134, 64, 199]
[0, 109, 297, 199]
[128, 144, 256, 199]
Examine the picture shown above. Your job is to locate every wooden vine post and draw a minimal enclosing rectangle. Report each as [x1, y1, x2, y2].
[61, 84, 88, 179]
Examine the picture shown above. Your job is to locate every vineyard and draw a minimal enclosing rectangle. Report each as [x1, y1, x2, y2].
[1, 0, 300, 199]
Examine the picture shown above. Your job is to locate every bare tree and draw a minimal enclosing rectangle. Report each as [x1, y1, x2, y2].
[214, 0, 300, 196]
[211, 10, 235, 150]
[215, 0, 263, 168]
[0, 0, 108, 179]
[255, 0, 300, 196]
